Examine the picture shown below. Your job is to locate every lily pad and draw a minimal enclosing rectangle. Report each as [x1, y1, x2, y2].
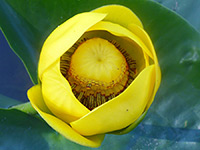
[153, 0, 200, 32]
[0, 94, 21, 108]
[0, 0, 200, 149]
[0, 109, 86, 150]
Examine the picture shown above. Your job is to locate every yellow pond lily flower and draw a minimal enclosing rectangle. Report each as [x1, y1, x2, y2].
[27, 5, 161, 147]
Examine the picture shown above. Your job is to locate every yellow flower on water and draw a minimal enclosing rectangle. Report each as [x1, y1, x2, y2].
[27, 5, 161, 147]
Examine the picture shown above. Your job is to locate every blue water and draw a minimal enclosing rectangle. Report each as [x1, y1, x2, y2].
[0, 30, 33, 102]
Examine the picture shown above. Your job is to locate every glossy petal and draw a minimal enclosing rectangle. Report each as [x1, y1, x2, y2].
[110, 111, 148, 135]
[70, 65, 155, 136]
[27, 85, 105, 148]
[92, 5, 143, 29]
[42, 60, 89, 123]
[110, 24, 161, 135]
[128, 24, 161, 109]
[111, 24, 162, 135]
[38, 12, 106, 79]
[88, 21, 154, 59]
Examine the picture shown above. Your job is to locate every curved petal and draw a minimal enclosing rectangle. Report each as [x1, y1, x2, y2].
[92, 5, 143, 29]
[39, 12, 106, 79]
[88, 21, 154, 59]
[42, 60, 90, 123]
[27, 85, 105, 148]
[109, 111, 148, 135]
[128, 24, 161, 109]
[110, 25, 162, 134]
[70, 65, 155, 136]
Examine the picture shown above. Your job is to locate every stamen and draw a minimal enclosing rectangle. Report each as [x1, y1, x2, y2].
[102, 95, 106, 103]
[60, 37, 137, 110]
[77, 91, 84, 101]
[89, 95, 94, 110]
[71, 83, 76, 90]
[97, 93, 102, 106]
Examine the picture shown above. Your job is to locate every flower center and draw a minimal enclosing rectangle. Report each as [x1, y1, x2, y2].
[60, 37, 137, 110]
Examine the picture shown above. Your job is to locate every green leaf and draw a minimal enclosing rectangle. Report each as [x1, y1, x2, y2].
[0, 94, 21, 108]
[0, 0, 200, 149]
[0, 109, 138, 150]
[153, 0, 200, 33]
[1, 109, 200, 150]
[10, 102, 37, 115]
[0, 109, 88, 150]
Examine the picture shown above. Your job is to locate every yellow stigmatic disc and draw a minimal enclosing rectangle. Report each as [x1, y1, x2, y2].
[60, 37, 137, 110]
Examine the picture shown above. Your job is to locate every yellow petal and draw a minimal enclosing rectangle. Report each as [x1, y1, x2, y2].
[27, 85, 105, 148]
[110, 111, 148, 135]
[127, 24, 161, 109]
[39, 12, 106, 79]
[92, 5, 143, 29]
[70, 65, 155, 136]
[88, 21, 154, 59]
[42, 60, 90, 123]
